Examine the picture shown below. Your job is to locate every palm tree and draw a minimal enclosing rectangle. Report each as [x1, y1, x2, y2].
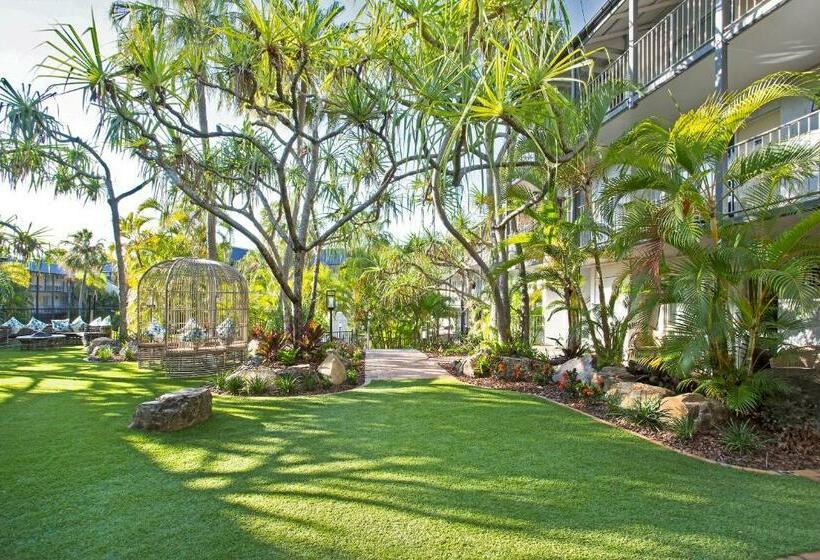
[60, 229, 108, 322]
[601, 71, 820, 413]
[10, 222, 48, 262]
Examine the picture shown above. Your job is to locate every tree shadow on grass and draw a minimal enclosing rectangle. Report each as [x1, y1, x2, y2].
[1, 349, 819, 559]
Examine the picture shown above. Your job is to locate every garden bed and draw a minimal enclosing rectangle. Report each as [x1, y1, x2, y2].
[437, 359, 820, 472]
[210, 358, 365, 397]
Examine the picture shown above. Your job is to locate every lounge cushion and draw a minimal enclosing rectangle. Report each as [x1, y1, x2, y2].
[1, 317, 24, 335]
[52, 319, 71, 332]
[25, 317, 46, 331]
[145, 320, 165, 341]
[89, 317, 103, 327]
[100, 315, 112, 327]
[70, 316, 87, 332]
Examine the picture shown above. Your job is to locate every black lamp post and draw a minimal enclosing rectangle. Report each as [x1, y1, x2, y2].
[326, 290, 336, 341]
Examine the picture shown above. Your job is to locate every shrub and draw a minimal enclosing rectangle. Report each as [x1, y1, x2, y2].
[120, 344, 136, 361]
[302, 374, 318, 392]
[225, 375, 244, 395]
[95, 346, 114, 361]
[277, 347, 299, 366]
[722, 419, 760, 454]
[669, 415, 697, 442]
[212, 371, 229, 391]
[251, 326, 287, 363]
[296, 321, 325, 361]
[532, 370, 552, 386]
[473, 354, 491, 378]
[346, 369, 359, 385]
[275, 373, 301, 395]
[246, 375, 269, 396]
[610, 398, 668, 431]
[320, 375, 332, 389]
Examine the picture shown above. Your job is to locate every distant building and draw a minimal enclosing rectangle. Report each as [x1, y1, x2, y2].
[1, 259, 117, 321]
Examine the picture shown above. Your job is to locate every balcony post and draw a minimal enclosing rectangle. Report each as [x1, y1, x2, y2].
[714, 0, 729, 215]
[627, 0, 638, 107]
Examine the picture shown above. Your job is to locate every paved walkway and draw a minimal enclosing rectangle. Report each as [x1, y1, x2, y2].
[364, 349, 451, 382]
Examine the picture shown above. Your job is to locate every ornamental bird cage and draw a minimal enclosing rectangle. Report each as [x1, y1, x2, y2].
[136, 258, 249, 377]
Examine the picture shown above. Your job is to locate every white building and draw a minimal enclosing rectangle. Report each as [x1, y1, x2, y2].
[539, 0, 820, 353]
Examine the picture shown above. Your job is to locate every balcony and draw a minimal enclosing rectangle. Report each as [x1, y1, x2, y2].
[589, 0, 785, 116]
[725, 109, 820, 215]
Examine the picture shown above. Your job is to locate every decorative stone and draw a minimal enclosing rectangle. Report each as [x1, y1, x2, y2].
[129, 387, 212, 431]
[87, 337, 116, 354]
[553, 355, 595, 384]
[462, 351, 487, 378]
[605, 381, 673, 409]
[598, 366, 636, 390]
[659, 393, 728, 431]
[247, 339, 260, 357]
[319, 353, 346, 386]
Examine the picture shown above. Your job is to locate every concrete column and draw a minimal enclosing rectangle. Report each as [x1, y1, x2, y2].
[714, 0, 729, 215]
[627, 0, 638, 107]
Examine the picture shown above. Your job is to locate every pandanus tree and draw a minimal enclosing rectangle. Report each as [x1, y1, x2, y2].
[0, 79, 153, 340]
[377, 0, 619, 344]
[42, 1, 427, 342]
[601, 72, 820, 413]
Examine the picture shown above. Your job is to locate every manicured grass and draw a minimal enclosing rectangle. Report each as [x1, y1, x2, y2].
[1, 348, 818, 559]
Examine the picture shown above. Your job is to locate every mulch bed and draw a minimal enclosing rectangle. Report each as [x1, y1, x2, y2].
[435, 358, 820, 472]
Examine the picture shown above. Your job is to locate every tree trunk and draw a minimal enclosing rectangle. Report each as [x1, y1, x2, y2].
[516, 243, 530, 347]
[196, 80, 218, 260]
[306, 245, 321, 323]
[108, 198, 129, 340]
[79, 270, 87, 322]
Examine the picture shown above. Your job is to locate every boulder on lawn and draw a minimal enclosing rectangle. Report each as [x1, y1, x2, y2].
[659, 393, 728, 431]
[129, 387, 212, 432]
[319, 352, 346, 386]
[552, 355, 595, 384]
[606, 381, 673, 409]
[87, 337, 117, 355]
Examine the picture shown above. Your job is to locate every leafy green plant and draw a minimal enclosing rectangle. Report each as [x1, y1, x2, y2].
[95, 346, 114, 361]
[320, 375, 332, 389]
[473, 354, 491, 378]
[302, 374, 318, 392]
[346, 369, 359, 385]
[212, 371, 228, 391]
[722, 419, 760, 454]
[532, 370, 552, 386]
[669, 415, 697, 442]
[680, 369, 786, 416]
[277, 347, 299, 366]
[225, 375, 245, 395]
[246, 375, 269, 396]
[274, 373, 301, 395]
[609, 398, 668, 431]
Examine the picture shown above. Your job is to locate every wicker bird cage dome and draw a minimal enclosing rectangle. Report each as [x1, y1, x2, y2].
[136, 258, 249, 377]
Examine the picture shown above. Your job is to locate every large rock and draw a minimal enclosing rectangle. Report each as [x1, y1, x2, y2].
[598, 366, 636, 390]
[553, 356, 595, 384]
[87, 337, 116, 355]
[659, 393, 728, 431]
[462, 351, 487, 378]
[129, 387, 212, 431]
[606, 381, 673, 409]
[319, 352, 346, 386]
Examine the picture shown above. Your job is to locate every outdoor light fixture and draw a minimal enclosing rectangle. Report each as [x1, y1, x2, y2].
[326, 290, 336, 340]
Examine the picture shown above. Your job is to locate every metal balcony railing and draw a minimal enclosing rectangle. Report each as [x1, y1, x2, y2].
[725, 109, 820, 214]
[636, 0, 714, 88]
[590, 0, 783, 114]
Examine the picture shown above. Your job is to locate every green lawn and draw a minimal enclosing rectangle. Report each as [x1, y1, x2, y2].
[1, 348, 818, 559]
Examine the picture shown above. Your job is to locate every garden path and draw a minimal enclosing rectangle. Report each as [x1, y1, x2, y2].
[364, 349, 451, 383]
